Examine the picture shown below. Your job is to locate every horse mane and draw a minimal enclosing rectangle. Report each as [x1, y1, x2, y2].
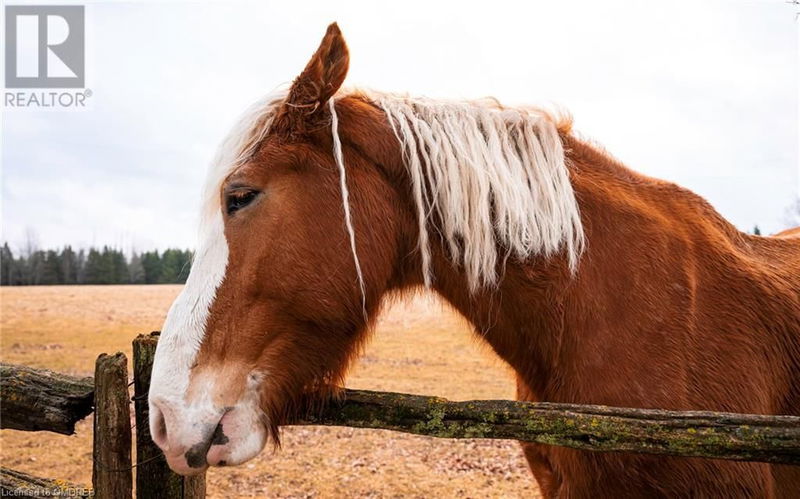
[361, 90, 584, 291]
[203, 88, 585, 293]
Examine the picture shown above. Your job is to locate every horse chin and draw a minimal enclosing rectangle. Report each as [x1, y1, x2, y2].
[203, 407, 270, 470]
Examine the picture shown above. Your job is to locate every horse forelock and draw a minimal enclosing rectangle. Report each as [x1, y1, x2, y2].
[200, 89, 290, 230]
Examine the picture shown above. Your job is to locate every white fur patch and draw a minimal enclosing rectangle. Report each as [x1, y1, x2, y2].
[150, 211, 228, 406]
[149, 90, 288, 433]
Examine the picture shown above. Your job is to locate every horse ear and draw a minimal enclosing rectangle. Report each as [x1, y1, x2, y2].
[274, 23, 350, 136]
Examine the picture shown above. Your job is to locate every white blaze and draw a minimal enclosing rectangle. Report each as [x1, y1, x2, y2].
[148, 90, 289, 444]
[149, 211, 228, 413]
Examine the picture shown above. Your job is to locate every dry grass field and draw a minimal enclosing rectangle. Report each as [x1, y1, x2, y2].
[0, 285, 540, 498]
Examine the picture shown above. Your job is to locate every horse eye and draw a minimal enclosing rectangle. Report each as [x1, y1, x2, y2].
[225, 190, 260, 216]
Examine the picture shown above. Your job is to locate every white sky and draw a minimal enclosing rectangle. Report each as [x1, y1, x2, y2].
[2, 0, 798, 252]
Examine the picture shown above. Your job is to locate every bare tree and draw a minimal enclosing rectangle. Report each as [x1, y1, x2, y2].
[19, 228, 42, 285]
[21, 227, 39, 259]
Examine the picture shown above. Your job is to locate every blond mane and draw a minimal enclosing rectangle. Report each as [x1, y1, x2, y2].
[365, 91, 584, 291]
[202, 89, 584, 294]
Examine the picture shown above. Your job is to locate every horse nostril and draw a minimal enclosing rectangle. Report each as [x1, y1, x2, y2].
[150, 400, 169, 449]
[204, 422, 229, 466]
[211, 419, 230, 446]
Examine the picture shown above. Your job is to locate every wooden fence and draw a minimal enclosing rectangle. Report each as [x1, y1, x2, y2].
[1, 331, 799, 498]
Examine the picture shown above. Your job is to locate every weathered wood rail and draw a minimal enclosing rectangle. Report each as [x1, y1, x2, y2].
[1, 331, 799, 498]
[304, 390, 800, 465]
[0, 362, 93, 434]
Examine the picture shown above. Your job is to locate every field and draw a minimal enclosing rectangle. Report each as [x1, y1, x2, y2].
[0, 285, 540, 498]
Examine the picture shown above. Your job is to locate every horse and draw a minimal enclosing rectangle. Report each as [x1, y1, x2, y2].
[148, 23, 800, 497]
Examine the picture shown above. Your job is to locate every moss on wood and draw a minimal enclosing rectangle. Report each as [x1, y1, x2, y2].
[295, 389, 800, 465]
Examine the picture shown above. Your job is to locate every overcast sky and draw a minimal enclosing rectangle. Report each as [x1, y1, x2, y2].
[2, 0, 798, 253]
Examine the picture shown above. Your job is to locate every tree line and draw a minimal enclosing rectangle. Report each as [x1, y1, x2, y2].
[0, 243, 193, 286]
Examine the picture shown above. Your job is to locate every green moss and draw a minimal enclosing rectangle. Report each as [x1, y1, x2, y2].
[462, 422, 493, 438]
[412, 407, 448, 435]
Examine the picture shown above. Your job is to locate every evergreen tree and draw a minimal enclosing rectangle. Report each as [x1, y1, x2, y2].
[0, 242, 193, 286]
[84, 248, 105, 284]
[159, 249, 183, 283]
[141, 251, 161, 284]
[111, 248, 128, 284]
[97, 246, 119, 284]
[60, 246, 78, 284]
[1, 243, 14, 286]
[40, 250, 63, 285]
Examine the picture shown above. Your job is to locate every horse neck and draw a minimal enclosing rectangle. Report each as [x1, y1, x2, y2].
[385, 144, 594, 399]
[354, 104, 631, 399]
[421, 238, 574, 398]
[398, 134, 636, 400]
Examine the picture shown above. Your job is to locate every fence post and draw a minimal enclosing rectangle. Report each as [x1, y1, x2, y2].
[133, 332, 206, 499]
[93, 352, 133, 499]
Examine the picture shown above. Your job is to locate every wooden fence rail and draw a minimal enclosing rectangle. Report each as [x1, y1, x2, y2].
[3, 336, 800, 466]
[303, 390, 800, 465]
[0, 362, 93, 434]
[1, 331, 799, 498]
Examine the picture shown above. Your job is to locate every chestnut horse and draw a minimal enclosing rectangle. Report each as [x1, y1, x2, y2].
[149, 24, 800, 497]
